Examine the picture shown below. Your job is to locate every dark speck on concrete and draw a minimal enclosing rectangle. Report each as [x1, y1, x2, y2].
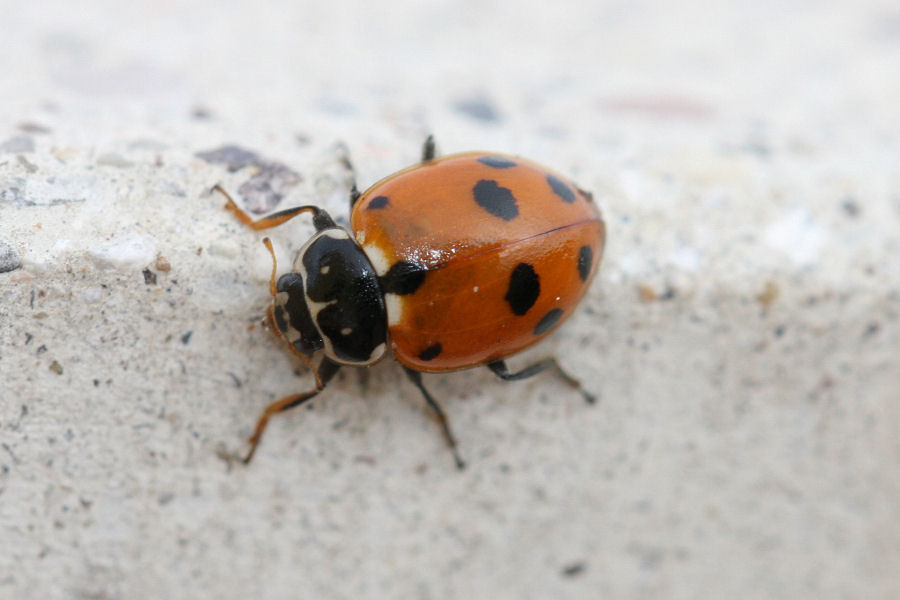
[142, 268, 157, 285]
[191, 106, 213, 119]
[17, 122, 52, 134]
[237, 163, 302, 213]
[196, 145, 261, 172]
[1, 136, 35, 153]
[196, 145, 302, 213]
[561, 562, 586, 578]
[181, 331, 193, 345]
[453, 96, 501, 122]
[841, 198, 861, 217]
[0, 241, 21, 273]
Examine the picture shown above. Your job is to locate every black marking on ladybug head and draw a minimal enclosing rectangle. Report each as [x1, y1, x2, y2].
[367, 195, 390, 210]
[505, 263, 540, 315]
[274, 272, 323, 355]
[473, 180, 519, 221]
[299, 229, 388, 365]
[534, 308, 563, 336]
[547, 174, 576, 203]
[380, 261, 426, 295]
[577, 246, 593, 282]
[477, 156, 517, 169]
[418, 343, 443, 361]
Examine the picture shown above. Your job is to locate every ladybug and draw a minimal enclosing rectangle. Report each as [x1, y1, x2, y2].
[216, 136, 605, 468]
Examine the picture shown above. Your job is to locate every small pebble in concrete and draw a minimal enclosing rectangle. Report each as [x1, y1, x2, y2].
[88, 236, 157, 271]
[97, 153, 134, 167]
[0, 241, 21, 273]
[154, 255, 171, 272]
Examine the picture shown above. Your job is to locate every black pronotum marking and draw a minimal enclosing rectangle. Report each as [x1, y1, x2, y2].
[534, 308, 564, 335]
[380, 261, 426, 295]
[547, 174, 576, 203]
[505, 263, 540, 315]
[418, 343, 443, 361]
[367, 195, 389, 209]
[276, 272, 324, 354]
[577, 246, 593, 282]
[302, 234, 387, 363]
[473, 180, 519, 220]
[477, 156, 517, 169]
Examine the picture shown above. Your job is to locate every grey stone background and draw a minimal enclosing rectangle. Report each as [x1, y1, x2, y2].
[1, 1, 898, 598]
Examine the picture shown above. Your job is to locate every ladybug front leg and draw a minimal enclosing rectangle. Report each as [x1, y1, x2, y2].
[214, 184, 336, 232]
[487, 359, 596, 404]
[403, 367, 466, 470]
[222, 358, 341, 465]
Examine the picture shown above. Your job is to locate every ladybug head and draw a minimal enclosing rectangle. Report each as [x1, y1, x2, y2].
[270, 227, 388, 366]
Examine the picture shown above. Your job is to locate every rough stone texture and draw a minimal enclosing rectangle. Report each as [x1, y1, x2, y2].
[1, 1, 898, 599]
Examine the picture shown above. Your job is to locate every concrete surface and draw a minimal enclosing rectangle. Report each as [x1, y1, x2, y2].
[1, 1, 898, 599]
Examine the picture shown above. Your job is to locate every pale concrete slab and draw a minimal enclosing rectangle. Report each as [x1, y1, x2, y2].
[1, 1, 898, 599]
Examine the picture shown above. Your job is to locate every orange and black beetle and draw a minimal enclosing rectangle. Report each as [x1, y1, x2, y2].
[217, 137, 605, 468]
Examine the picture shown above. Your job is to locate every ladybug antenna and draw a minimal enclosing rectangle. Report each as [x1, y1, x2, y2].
[261, 237, 278, 297]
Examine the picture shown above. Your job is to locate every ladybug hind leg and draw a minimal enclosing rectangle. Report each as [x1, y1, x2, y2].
[487, 359, 596, 405]
[421, 134, 436, 162]
[403, 367, 466, 470]
[334, 143, 362, 211]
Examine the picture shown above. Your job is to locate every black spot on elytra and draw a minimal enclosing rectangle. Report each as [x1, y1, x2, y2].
[380, 261, 426, 295]
[473, 180, 518, 221]
[477, 156, 517, 169]
[505, 263, 540, 315]
[547, 174, 575, 203]
[534, 308, 563, 336]
[577, 246, 593, 282]
[418, 343, 442, 361]
[367, 195, 389, 209]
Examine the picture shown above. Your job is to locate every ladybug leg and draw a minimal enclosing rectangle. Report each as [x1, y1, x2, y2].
[421, 134, 436, 162]
[402, 367, 466, 470]
[349, 184, 361, 210]
[334, 142, 363, 212]
[487, 359, 596, 404]
[214, 184, 336, 231]
[230, 358, 341, 464]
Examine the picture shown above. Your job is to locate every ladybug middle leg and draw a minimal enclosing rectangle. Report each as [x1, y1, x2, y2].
[402, 367, 466, 470]
[487, 359, 596, 404]
[234, 358, 341, 464]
